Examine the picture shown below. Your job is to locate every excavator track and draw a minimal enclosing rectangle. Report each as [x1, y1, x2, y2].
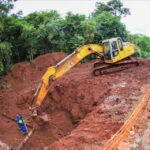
[93, 59, 139, 76]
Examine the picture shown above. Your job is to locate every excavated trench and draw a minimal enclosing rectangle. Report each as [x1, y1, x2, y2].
[28, 60, 113, 149]
[1, 52, 150, 150]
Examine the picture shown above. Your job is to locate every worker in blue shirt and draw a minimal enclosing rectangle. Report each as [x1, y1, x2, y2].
[16, 114, 28, 135]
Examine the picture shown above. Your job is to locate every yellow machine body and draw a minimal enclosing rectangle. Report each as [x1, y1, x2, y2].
[112, 44, 135, 62]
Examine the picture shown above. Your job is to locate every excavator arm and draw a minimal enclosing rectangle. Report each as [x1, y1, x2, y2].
[31, 44, 103, 108]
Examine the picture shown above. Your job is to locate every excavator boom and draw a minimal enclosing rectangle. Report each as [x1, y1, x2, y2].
[32, 44, 103, 108]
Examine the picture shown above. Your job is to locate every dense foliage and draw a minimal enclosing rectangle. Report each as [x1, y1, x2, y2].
[92, 0, 130, 18]
[0, 0, 150, 77]
[130, 34, 150, 58]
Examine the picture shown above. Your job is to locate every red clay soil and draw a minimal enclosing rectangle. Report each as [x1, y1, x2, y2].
[118, 87, 150, 149]
[0, 52, 150, 150]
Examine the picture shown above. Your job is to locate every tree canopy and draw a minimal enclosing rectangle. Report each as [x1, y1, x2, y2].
[93, 0, 130, 18]
[0, 0, 150, 78]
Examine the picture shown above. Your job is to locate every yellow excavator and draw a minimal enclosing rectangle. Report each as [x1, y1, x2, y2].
[30, 37, 138, 119]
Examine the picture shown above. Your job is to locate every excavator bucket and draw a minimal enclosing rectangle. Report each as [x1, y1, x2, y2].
[37, 112, 50, 123]
[32, 110, 50, 124]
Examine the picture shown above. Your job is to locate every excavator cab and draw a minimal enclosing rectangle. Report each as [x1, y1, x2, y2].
[102, 37, 124, 62]
[93, 37, 137, 76]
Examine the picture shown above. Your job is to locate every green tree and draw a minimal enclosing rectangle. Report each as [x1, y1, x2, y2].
[130, 34, 150, 58]
[24, 11, 60, 28]
[93, 12, 128, 41]
[81, 20, 97, 44]
[20, 22, 37, 61]
[0, 0, 14, 16]
[93, 0, 130, 18]
[56, 12, 86, 53]
[0, 0, 15, 77]
[0, 42, 12, 77]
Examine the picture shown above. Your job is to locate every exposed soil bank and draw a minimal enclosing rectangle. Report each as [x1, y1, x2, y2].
[45, 59, 150, 150]
[0, 52, 150, 150]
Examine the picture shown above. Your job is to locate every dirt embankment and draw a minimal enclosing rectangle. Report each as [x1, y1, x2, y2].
[45, 59, 150, 150]
[0, 52, 150, 150]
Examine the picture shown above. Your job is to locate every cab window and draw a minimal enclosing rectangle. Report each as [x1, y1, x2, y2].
[104, 42, 111, 60]
[118, 38, 124, 51]
[111, 41, 118, 57]
[111, 41, 117, 51]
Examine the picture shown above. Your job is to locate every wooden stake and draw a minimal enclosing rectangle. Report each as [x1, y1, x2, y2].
[16, 127, 35, 150]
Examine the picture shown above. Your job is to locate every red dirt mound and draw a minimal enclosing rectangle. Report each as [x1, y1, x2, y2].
[3, 52, 67, 90]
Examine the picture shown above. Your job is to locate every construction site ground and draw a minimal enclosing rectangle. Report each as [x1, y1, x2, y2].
[0, 52, 150, 150]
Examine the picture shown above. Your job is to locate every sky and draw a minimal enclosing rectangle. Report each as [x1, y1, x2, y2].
[10, 0, 150, 37]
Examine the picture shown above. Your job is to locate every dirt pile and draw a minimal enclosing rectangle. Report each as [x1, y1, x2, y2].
[3, 52, 67, 89]
[0, 52, 150, 150]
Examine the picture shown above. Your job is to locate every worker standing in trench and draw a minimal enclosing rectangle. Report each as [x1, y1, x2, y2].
[16, 115, 28, 135]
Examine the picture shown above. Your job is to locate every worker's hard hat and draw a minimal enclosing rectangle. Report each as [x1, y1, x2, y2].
[19, 120, 23, 124]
